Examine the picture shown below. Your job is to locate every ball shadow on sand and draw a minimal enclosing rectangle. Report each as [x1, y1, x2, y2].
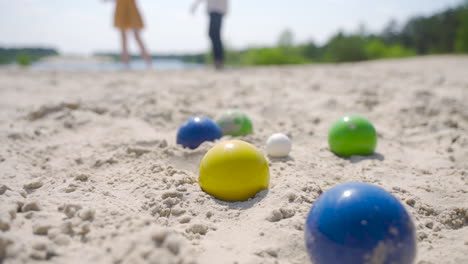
[267, 156, 295, 163]
[346, 152, 385, 163]
[212, 189, 269, 210]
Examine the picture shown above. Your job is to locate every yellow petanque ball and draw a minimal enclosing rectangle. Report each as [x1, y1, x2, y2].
[199, 140, 270, 202]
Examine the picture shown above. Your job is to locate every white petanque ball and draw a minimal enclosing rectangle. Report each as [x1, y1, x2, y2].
[266, 133, 292, 157]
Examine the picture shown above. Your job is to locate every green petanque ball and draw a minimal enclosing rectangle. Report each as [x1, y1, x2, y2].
[215, 110, 253, 136]
[328, 115, 377, 157]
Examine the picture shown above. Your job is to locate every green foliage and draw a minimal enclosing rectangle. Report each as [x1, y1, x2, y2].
[322, 33, 369, 62]
[226, 34, 418, 66]
[366, 39, 388, 58]
[366, 39, 416, 59]
[234, 2, 466, 66]
[0, 48, 57, 65]
[240, 47, 309, 66]
[233, 29, 310, 66]
[399, 7, 461, 54]
[225, 49, 245, 65]
[299, 42, 322, 61]
[455, 7, 468, 53]
[16, 52, 31, 67]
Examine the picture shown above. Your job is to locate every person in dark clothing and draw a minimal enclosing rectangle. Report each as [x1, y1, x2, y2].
[209, 12, 224, 68]
[191, 0, 228, 70]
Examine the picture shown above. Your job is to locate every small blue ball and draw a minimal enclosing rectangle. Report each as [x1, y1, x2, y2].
[177, 116, 222, 149]
[305, 182, 416, 264]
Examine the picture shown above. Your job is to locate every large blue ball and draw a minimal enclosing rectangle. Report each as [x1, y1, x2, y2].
[177, 116, 222, 149]
[305, 182, 416, 264]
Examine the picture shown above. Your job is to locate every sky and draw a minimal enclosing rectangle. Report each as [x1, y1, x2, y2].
[0, 0, 464, 55]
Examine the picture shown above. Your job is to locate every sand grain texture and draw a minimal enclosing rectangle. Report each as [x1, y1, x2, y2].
[0, 56, 467, 264]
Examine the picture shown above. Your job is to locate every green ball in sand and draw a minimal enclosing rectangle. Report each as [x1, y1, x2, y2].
[328, 115, 377, 157]
[216, 110, 253, 137]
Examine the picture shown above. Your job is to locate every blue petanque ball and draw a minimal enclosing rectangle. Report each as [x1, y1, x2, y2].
[305, 182, 416, 264]
[177, 116, 222, 149]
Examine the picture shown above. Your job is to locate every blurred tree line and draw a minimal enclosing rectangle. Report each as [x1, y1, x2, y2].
[2, 2, 466, 67]
[0, 48, 58, 66]
[192, 1, 468, 65]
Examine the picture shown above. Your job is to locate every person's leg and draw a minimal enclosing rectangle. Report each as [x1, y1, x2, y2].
[133, 29, 152, 68]
[120, 29, 130, 66]
[217, 14, 225, 68]
[208, 12, 224, 69]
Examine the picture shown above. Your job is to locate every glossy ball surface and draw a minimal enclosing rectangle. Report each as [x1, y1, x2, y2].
[215, 110, 253, 136]
[328, 115, 377, 157]
[305, 182, 416, 264]
[199, 140, 269, 202]
[177, 116, 222, 149]
[266, 133, 292, 157]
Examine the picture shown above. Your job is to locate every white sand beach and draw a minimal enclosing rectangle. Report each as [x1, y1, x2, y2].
[0, 56, 467, 264]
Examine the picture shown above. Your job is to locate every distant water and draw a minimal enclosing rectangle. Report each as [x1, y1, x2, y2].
[31, 58, 204, 71]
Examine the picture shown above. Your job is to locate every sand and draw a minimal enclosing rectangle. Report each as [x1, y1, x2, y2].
[0, 56, 467, 264]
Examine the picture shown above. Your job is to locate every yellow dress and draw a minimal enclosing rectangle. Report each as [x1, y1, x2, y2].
[114, 0, 144, 30]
